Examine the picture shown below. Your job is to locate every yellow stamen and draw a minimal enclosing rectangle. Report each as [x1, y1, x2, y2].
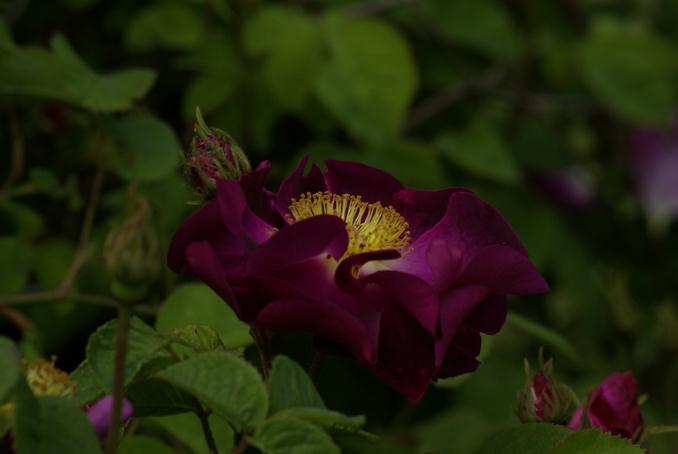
[287, 191, 411, 259]
[25, 357, 76, 397]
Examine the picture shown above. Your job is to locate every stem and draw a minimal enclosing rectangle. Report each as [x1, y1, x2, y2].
[0, 290, 157, 315]
[105, 305, 132, 454]
[250, 327, 271, 380]
[229, 435, 250, 454]
[197, 410, 218, 454]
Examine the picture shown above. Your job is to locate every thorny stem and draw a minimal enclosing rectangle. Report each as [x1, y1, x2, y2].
[251, 327, 272, 380]
[104, 304, 132, 454]
[197, 410, 218, 454]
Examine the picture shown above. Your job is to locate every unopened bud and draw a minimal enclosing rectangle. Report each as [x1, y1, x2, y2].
[517, 357, 577, 424]
[103, 193, 159, 303]
[185, 107, 251, 198]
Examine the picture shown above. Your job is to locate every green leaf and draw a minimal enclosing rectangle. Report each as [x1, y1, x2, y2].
[161, 324, 226, 353]
[0, 337, 21, 402]
[549, 429, 643, 454]
[13, 387, 102, 454]
[275, 407, 373, 439]
[85, 316, 169, 394]
[314, 13, 418, 146]
[155, 351, 268, 431]
[0, 35, 155, 112]
[125, 378, 202, 416]
[34, 239, 76, 290]
[149, 412, 235, 454]
[70, 360, 107, 405]
[478, 423, 573, 454]
[249, 416, 340, 454]
[425, 0, 520, 60]
[0, 236, 33, 294]
[579, 20, 678, 125]
[0, 201, 44, 238]
[125, 3, 205, 52]
[505, 313, 579, 363]
[106, 114, 181, 182]
[156, 284, 252, 350]
[269, 356, 325, 414]
[437, 124, 520, 184]
[245, 6, 323, 110]
[117, 435, 175, 454]
[416, 408, 491, 454]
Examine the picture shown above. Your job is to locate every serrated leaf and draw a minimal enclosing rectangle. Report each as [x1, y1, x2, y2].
[268, 356, 324, 414]
[579, 20, 677, 125]
[0, 337, 21, 402]
[156, 284, 252, 351]
[437, 124, 520, 184]
[106, 114, 181, 182]
[155, 351, 268, 431]
[161, 324, 225, 353]
[70, 360, 107, 405]
[276, 407, 374, 439]
[314, 13, 418, 146]
[249, 416, 340, 454]
[478, 423, 573, 454]
[549, 429, 643, 454]
[85, 317, 169, 394]
[125, 378, 202, 416]
[245, 6, 323, 110]
[149, 412, 235, 454]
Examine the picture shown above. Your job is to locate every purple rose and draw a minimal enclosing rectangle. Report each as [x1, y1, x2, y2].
[86, 395, 134, 439]
[631, 124, 678, 224]
[168, 157, 548, 398]
[567, 371, 643, 441]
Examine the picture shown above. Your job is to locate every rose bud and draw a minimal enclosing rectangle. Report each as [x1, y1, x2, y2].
[567, 371, 643, 442]
[517, 359, 576, 423]
[103, 193, 160, 303]
[185, 107, 252, 198]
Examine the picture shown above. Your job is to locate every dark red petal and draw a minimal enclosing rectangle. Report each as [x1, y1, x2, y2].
[240, 160, 283, 227]
[391, 187, 469, 241]
[463, 294, 507, 335]
[370, 304, 435, 400]
[276, 155, 327, 219]
[335, 250, 401, 290]
[435, 286, 489, 368]
[455, 245, 549, 295]
[364, 271, 439, 336]
[255, 298, 379, 364]
[435, 329, 482, 378]
[185, 242, 241, 317]
[247, 215, 348, 274]
[324, 160, 404, 204]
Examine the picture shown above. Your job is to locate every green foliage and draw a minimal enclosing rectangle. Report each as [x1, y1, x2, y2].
[249, 416, 341, 454]
[268, 355, 325, 414]
[478, 423, 574, 454]
[125, 3, 205, 52]
[549, 429, 643, 454]
[117, 436, 175, 454]
[155, 351, 268, 431]
[315, 13, 418, 146]
[156, 283, 252, 350]
[505, 313, 579, 363]
[0, 337, 21, 402]
[106, 114, 181, 182]
[149, 413, 235, 454]
[0, 237, 33, 294]
[579, 19, 678, 125]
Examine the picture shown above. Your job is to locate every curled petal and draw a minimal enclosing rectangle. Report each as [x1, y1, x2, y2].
[455, 245, 549, 295]
[324, 160, 404, 204]
[276, 155, 326, 219]
[247, 215, 348, 274]
[391, 187, 469, 240]
[335, 249, 401, 290]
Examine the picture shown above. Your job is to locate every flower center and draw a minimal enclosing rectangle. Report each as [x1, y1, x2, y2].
[287, 191, 410, 259]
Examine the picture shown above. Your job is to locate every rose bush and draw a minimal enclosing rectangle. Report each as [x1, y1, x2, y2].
[168, 156, 548, 398]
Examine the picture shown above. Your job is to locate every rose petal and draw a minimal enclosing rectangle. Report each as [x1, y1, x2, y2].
[324, 160, 404, 204]
[247, 215, 349, 274]
[391, 187, 469, 241]
[86, 395, 134, 439]
[463, 294, 507, 335]
[435, 329, 482, 378]
[276, 156, 327, 219]
[186, 242, 241, 316]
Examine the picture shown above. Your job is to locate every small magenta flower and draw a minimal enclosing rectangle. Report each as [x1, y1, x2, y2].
[168, 157, 548, 398]
[568, 371, 643, 442]
[631, 123, 678, 226]
[185, 108, 252, 198]
[86, 396, 134, 439]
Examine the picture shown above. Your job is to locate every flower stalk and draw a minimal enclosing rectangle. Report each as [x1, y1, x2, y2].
[104, 304, 131, 454]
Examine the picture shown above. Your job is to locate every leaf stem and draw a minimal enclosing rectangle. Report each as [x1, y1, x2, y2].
[197, 410, 218, 454]
[105, 304, 132, 454]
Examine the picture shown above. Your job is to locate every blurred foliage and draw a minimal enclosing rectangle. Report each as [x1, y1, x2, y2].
[1, 0, 678, 452]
